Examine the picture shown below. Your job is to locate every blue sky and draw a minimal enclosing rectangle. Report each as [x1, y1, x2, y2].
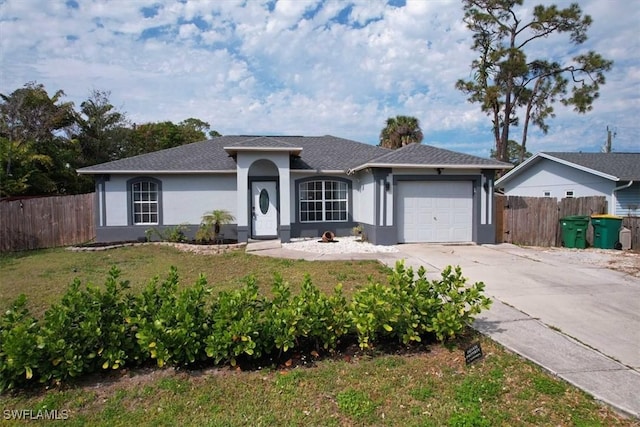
[1, 0, 638, 158]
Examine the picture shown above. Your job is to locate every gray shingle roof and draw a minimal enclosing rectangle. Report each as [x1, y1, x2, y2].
[544, 152, 640, 180]
[77, 139, 237, 172]
[363, 143, 511, 168]
[77, 136, 509, 174]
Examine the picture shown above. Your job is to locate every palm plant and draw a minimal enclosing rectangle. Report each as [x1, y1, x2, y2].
[196, 209, 235, 243]
[379, 115, 423, 149]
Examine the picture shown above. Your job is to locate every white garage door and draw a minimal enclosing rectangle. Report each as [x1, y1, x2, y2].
[397, 181, 473, 243]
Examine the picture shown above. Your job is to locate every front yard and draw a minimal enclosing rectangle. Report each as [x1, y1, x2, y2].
[0, 245, 636, 426]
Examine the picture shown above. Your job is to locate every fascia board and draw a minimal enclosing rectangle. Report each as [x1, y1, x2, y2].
[77, 169, 237, 175]
[290, 170, 347, 174]
[351, 163, 512, 173]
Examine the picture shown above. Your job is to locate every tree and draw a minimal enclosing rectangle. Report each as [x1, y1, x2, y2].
[456, 1, 613, 163]
[0, 82, 76, 196]
[379, 115, 423, 149]
[179, 117, 219, 141]
[73, 89, 130, 166]
[490, 139, 531, 166]
[124, 119, 216, 158]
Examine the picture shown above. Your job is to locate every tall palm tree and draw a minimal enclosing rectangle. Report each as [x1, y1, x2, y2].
[379, 115, 424, 149]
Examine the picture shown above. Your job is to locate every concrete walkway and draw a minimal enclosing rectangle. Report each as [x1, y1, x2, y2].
[248, 241, 640, 419]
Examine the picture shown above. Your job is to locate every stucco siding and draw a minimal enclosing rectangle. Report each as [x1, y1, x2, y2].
[103, 174, 237, 227]
[162, 175, 237, 224]
[356, 172, 375, 225]
[104, 176, 128, 226]
[386, 173, 394, 225]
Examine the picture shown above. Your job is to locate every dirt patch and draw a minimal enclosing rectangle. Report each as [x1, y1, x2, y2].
[541, 247, 640, 277]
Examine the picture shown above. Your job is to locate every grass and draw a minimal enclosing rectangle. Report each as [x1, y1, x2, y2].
[0, 245, 637, 426]
[0, 245, 390, 317]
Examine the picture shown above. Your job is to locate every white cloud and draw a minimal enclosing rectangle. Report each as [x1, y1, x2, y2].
[0, 0, 637, 156]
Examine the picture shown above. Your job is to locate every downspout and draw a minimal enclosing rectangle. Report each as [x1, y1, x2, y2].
[612, 180, 634, 214]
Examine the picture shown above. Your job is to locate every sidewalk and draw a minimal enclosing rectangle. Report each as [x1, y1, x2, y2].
[249, 241, 640, 419]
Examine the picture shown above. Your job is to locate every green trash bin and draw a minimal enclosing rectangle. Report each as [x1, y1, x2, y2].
[591, 214, 623, 249]
[559, 215, 590, 249]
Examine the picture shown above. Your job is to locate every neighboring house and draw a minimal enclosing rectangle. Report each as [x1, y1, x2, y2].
[495, 152, 640, 216]
[77, 135, 511, 245]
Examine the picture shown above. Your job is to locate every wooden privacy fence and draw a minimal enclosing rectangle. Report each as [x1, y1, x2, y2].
[622, 217, 640, 250]
[0, 193, 95, 252]
[495, 195, 608, 247]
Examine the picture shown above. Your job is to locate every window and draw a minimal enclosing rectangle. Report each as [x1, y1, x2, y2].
[543, 191, 551, 197]
[565, 190, 574, 198]
[299, 180, 348, 222]
[132, 180, 159, 224]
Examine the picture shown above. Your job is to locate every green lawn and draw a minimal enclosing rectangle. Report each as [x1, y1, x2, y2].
[0, 245, 635, 426]
[0, 245, 390, 317]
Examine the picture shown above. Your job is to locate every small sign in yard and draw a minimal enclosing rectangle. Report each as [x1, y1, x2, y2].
[464, 342, 484, 365]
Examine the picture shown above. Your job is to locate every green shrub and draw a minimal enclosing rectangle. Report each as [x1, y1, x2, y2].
[261, 273, 351, 355]
[427, 265, 492, 341]
[145, 224, 189, 242]
[37, 267, 137, 384]
[204, 276, 266, 366]
[131, 267, 211, 367]
[350, 261, 491, 349]
[0, 261, 491, 392]
[0, 295, 43, 390]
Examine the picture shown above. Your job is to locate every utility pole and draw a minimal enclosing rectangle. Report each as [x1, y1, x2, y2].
[603, 126, 615, 153]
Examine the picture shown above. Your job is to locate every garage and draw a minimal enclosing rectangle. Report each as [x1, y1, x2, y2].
[397, 181, 473, 243]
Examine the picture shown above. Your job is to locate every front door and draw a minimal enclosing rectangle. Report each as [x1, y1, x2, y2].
[251, 181, 278, 238]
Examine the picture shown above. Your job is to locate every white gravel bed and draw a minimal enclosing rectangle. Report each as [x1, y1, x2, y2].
[282, 236, 399, 254]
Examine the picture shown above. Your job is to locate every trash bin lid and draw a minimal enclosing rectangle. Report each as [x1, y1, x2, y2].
[561, 215, 590, 221]
[591, 214, 623, 219]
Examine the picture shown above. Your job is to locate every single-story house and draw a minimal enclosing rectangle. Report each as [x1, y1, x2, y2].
[495, 152, 640, 216]
[77, 135, 511, 245]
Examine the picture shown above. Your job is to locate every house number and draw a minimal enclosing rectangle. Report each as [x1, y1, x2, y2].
[259, 189, 269, 214]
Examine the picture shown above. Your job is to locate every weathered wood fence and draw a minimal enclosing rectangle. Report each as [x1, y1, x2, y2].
[495, 195, 609, 247]
[495, 195, 639, 248]
[622, 217, 640, 250]
[0, 193, 95, 252]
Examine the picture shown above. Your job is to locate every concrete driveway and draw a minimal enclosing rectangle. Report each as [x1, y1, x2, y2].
[250, 239, 640, 415]
[396, 243, 640, 371]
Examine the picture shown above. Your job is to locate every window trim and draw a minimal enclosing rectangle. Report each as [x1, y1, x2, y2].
[297, 177, 350, 223]
[127, 177, 163, 226]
